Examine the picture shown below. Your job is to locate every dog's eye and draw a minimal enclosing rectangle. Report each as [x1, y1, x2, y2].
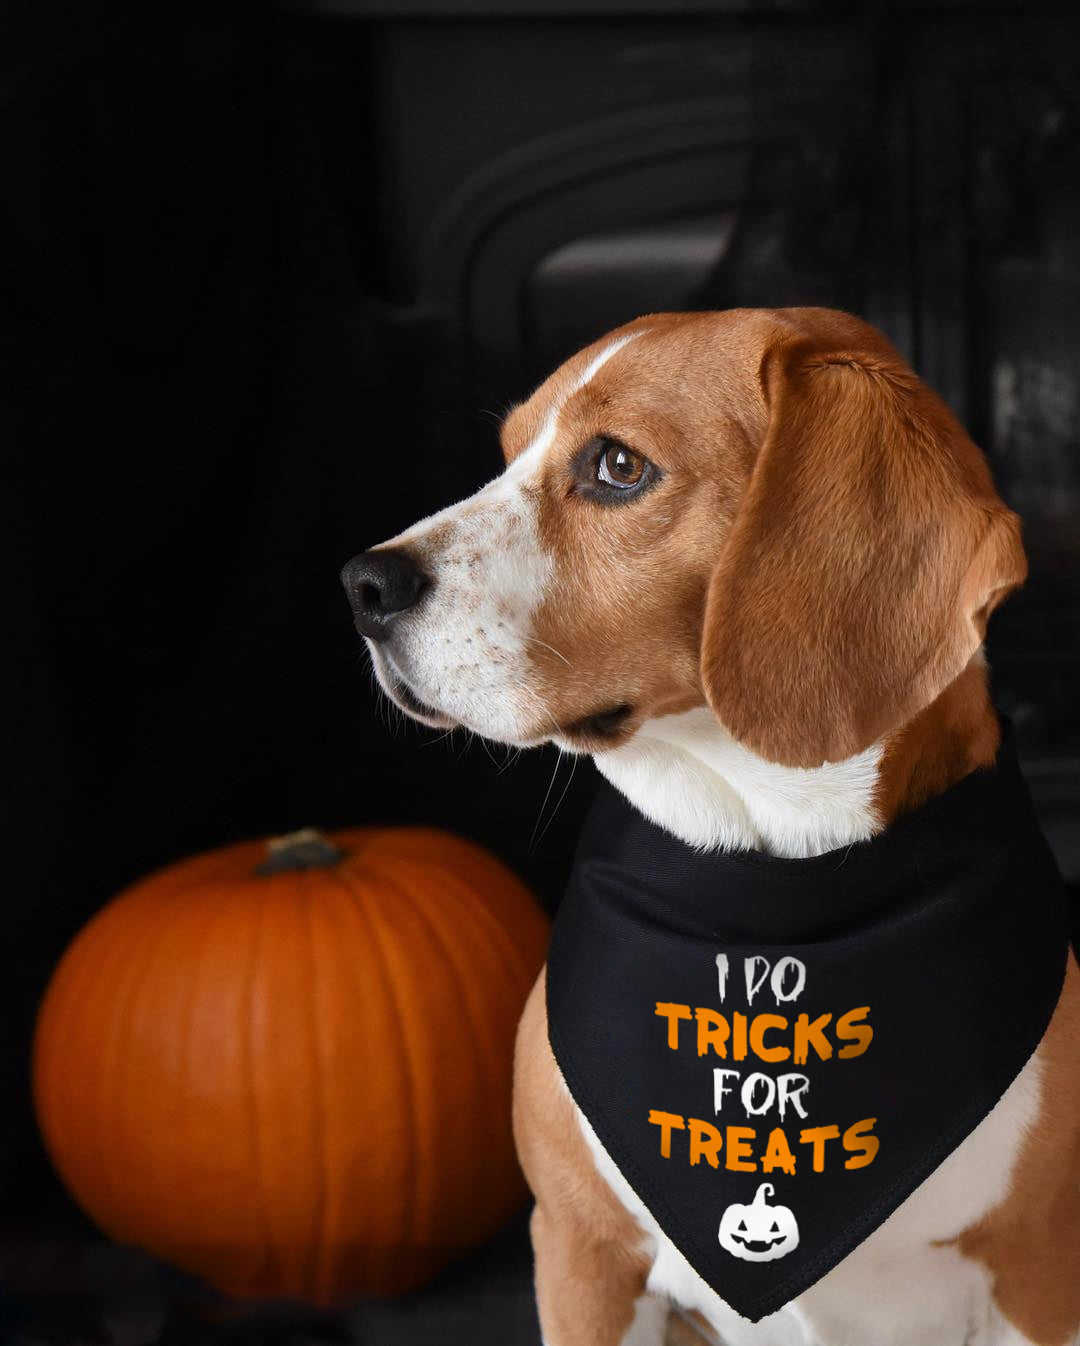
[570, 436, 659, 503]
[597, 442, 646, 489]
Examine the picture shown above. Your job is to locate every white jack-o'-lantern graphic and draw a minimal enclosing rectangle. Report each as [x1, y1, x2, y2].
[718, 1183, 800, 1262]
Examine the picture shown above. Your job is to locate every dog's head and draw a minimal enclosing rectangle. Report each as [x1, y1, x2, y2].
[342, 308, 1025, 768]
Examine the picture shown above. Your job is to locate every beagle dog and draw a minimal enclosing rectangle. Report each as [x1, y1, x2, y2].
[342, 308, 1079, 1346]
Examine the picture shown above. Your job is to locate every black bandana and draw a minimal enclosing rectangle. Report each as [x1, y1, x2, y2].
[547, 726, 1069, 1323]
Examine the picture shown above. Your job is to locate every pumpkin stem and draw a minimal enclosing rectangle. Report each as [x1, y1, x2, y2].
[752, 1183, 775, 1205]
[256, 828, 345, 875]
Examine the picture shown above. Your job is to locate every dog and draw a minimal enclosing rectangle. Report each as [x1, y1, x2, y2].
[342, 308, 1079, 1346]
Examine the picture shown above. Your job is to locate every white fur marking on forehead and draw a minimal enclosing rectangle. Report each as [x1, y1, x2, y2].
[508, 405, 560, 480]
[573, 330, 640, 390]
[386, 329, 644, 545]
[507, 330, 642, 481]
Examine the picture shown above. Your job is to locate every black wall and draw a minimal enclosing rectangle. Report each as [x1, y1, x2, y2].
[1, 6, 595, 1218]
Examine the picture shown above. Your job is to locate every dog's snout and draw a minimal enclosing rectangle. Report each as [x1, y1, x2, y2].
[340, 548, 430, 640]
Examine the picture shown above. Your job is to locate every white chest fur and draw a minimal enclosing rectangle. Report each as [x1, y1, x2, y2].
[577, 708, 1049, 1346]
[593, 708, 883, 859]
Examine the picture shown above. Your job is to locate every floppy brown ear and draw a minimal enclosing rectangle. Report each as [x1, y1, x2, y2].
[701, 321, 1027, 768]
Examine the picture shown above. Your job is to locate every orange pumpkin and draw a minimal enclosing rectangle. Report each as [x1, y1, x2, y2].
[33, 826, 549, 1303]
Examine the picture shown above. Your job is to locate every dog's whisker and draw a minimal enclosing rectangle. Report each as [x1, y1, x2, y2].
[424, 726, 458, 747]
[523, 634, 572, 667]
[478, 734, 503, 770]
[531, 749, 578, 852]
[497, 743, 524, 776]
[529, 747, 564, 854]
[475, 398, 513, 427]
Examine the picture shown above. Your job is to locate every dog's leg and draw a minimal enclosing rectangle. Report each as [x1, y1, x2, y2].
[516, 971, 664, 1346]
[532, 1203, 661, 1346]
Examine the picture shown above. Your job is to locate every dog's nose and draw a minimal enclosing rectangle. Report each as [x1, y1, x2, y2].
[340, 548, 430, 640]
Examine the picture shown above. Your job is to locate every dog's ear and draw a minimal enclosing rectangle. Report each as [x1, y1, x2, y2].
[701, 322, 1026, 768]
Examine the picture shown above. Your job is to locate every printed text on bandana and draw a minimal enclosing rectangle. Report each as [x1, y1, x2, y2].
[648, 955, 878, 1182]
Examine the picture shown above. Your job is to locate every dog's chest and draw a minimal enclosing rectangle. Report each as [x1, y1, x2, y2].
[574, 1052, 1042, 1346]
[548, 725, 1072, 1328]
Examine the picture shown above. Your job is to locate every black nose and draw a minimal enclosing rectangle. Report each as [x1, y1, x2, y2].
[340, 548, 430, 640]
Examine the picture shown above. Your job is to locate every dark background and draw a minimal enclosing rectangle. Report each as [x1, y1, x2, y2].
[3, 1, 1079, 1340]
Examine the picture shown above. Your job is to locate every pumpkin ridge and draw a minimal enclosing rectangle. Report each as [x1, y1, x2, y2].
[369, 854, 541, 1245]
[381, 866, 501, 1234]
[261, 870, 326, 1296]
[328, 864, 423, 1277]
[378, 853, 546, 1207]
[456, 866, 544, 990]
[317, 871, 382, 1281]
[242, 877, 281, 1294]
[56, 904, 151, 1228]
[354, 864, 453, 1252]
[399, 867, 520, 1084]
[397, 855, 540, 999]
[100, 889, 193, 1241]
[307, 874, 372, 1302]
[299, 870, 332, 1303]
[165, 889, 239, 1276]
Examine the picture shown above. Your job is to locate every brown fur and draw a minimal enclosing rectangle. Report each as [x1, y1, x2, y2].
[953, 954, 1080, 1346]
[703, 315, 1026, 767]
[504, 308, 1074, 1344]
[514, 971, 654, 1346]
[500, 311, 768, 747]
[499, 309, 1024, 767]
[875, 656, 1003, 821]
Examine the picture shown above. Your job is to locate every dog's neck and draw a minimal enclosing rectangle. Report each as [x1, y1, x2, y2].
[593, 658, 1000, 859]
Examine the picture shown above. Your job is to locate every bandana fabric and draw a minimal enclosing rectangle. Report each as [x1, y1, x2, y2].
[546, 727, 1070, 1322]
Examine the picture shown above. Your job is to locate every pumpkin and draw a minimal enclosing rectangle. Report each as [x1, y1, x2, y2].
[33, 825, 549, 1303]
[717, 1182, 800, 1262]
